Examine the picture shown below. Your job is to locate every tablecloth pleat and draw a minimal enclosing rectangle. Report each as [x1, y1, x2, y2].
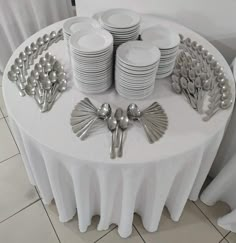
[8, 115, 226, 237]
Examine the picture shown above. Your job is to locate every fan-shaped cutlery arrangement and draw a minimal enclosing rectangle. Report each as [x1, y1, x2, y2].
[71, 98, 168, 158]
[172, 35, 233, 121]
[127, 102, 168, 144]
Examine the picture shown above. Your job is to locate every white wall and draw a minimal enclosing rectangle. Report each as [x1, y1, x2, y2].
[76, 0, 236, 64]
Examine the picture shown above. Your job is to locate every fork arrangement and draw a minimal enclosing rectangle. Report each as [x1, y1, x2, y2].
[70, 98, 168, 158]
[171, 34, 233, 121]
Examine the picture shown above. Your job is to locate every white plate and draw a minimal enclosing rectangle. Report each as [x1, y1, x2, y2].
[103, 25, 140, 34]
[156, 70, 173, 79]
[70, 29, 113, 53]
[71, 44, 113, 55]
[141, 25, 180, 49]
[116, 63, 157, 76]
[63, 17, 100, 36]
[100, 9, 140, 29]
[116, 56, 158, 70]
[117, 41, 160, 67]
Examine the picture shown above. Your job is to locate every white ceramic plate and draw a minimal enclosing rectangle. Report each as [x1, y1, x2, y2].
[70, 29, 113, 53]
[141, 25, 180, 49]
[117, 41, 160, 67]
[63, 17, 100, 36]
[100, 9, 140, 29]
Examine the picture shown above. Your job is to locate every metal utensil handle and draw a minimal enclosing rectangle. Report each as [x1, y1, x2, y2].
[79, 118, 98, 140]
[139, 117, 155, 144]
[117, 129, 124, 158]
[110, 131, 116, 159]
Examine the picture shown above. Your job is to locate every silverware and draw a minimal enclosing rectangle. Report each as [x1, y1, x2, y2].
[15, 58, 26, 84]
[19, 52, 27, 75]
[203, 99, 233, 121]
[25, 46, 32, 67]
[117, 115, 129, 158]
[47, 79, 67, 111]
[49, 31, 57, 47]
[79, 103, 111, 140]
[8, 71, 25, 96]
[127, 103, 168, 144]
[174, 34, 233, 121]
[43, 34, 50, 51]
[37, 37, 44, 56]
[114, 108, 123, 147]
[71, 98, 112, 140]
[107, 116, 118, 159]
[30, 42, 38, 63]
[11, 65, 25, 89]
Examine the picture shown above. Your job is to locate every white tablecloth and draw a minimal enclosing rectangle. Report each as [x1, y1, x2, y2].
[200, 58, 236, 233]
[2, 15, 235, 238]
[0, 0, 74, 73]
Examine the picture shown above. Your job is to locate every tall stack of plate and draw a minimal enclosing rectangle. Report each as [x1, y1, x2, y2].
[97, 9, 141, 48]
[141, 25, 180, 79]
[63, 17, 100, 56]
[70, 28, 114, 93]
[115, 41, 160, 99]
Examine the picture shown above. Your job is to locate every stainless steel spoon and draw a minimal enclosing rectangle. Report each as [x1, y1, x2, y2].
[107, 116, 118, 159]
[117, 115, 129, 158]
[78, 103, 111, 140]
[114, 108, 123, 147]
[8, 71, 25, 96]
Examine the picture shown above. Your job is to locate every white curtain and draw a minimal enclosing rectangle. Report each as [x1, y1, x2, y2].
[200, 58, 236, 232]
[0, 0, 75, 73]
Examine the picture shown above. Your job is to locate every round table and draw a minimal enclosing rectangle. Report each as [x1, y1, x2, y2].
[3, 15, 235, 238]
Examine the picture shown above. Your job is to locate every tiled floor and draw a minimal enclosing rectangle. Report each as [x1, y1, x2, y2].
[0, 79, 236, 243]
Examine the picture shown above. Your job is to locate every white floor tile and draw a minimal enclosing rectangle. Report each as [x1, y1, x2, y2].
[96, 226, 144, 243]
[195, 200, 231, 236]
[134, 201, 222, 243]
[0, 87, 7, 117]
[227, 232, 236, 243]
[0, 109, 3, 119]
[0, 154, 39, 222]
[0, 201, 59, 243]
[46, 202, 116, 243]
[0, 119, 18, 162]
[0, 73, 2, 86]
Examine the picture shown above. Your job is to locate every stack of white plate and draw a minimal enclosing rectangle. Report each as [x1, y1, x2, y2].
[141, 25, 180, 79]
[70, 28, 114, 93]
[63, 17, 100, 56]
[97, 9, 141, 48]
[115, 41, 160, 99]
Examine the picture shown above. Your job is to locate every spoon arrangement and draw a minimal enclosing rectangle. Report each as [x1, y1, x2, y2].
[171, 34, 233, 121]
[8, 52, 68, 112]
[127, 102, 168, 144]
[7, 29, 65, 112]
[71, 98, 112, 140]
[71, 98, 168, 158]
